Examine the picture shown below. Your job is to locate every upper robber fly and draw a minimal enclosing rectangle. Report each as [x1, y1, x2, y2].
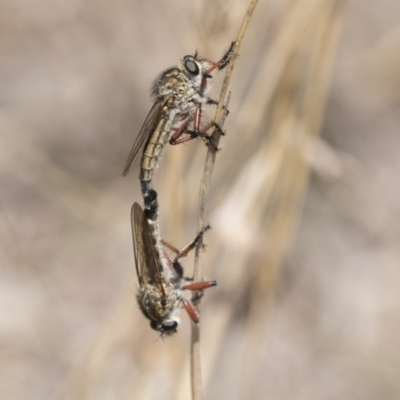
[122, 42, 235, 197]
[131, 200, 216, 336]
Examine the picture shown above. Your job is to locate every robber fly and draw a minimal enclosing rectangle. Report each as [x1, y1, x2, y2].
[122, 42, 235, 203]
[131, 199, 216, 336]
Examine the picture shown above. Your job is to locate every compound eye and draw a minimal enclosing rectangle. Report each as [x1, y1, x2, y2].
[184, 58, 200, 75]
[149, 320, 178, 333]
[162, 320, 178, 332]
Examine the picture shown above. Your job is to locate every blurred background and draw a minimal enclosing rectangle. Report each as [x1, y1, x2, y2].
[1, 0, 400, 399]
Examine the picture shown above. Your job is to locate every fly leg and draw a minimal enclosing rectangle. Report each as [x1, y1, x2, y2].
[162, 225, 216, 321]
[169, 105, 224, 151]
[206, 98, 230, 116]
[181, 280, 217, 322]
[180, 279, 217, 323]
[176, 120, 225, 151]
[161, 225, 211, 277]
[169, 115, 192, 145]
[200, 41, 236, 92]
[169, 104, 214, 147]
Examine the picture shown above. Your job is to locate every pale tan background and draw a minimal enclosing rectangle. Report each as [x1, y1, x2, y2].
[1, 1, 399, 399]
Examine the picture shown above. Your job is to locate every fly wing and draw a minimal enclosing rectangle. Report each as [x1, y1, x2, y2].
[131, 203, 166, 297]
[122, 98, 167, 176]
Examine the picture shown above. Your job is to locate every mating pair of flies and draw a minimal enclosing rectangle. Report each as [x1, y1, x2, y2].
[123, 42, 235, 336]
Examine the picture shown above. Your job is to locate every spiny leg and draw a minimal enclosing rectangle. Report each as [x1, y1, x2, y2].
[206, 98, 230, 115]
[169, 120, 225, 151]
[170, 94, 229, 149]
[181, 280, 217, 323]
[169, 103, 203, 146]
[183, 280, 217, 311]
[200, 41, 236, 92]
[169, 114, 193, 144]
[161, 225, 211, 277]
[173, 225, 211, 261]
[181, 298, 200, 323]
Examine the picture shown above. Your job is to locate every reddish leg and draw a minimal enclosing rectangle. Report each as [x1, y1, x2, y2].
[169, 115, 192, 143]
[161, 239, 180, 255]
[169, 120, 223, 150]
[182, 298, 200, 323]
[169, 104, 204, 145]
[161, 225, 211, 277]
[161, 225, 210, 259]
[200, 41, 236, 92]
[169, 227, 216, 322]
[184, 281, 217, 291]
[173, 225, 210, 261]
[182, 281, 217, 323]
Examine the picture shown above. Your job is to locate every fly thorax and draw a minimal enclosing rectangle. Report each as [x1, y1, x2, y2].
[152, 67, 182, 98]
[137, 285, 177, 322]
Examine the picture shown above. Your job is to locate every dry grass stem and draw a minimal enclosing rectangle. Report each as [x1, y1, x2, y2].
[190, 1, 259, 399]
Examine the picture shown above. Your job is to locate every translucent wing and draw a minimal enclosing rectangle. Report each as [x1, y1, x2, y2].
[122, 98, 167, 176]
[131, 203, 166, 297]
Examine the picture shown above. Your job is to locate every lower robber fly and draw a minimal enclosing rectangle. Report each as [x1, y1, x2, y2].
[131, 199, 216, 336]
[122, 42, 235, 207]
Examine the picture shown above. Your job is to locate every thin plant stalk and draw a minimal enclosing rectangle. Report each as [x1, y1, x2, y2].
[190, 1, 259, 399]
